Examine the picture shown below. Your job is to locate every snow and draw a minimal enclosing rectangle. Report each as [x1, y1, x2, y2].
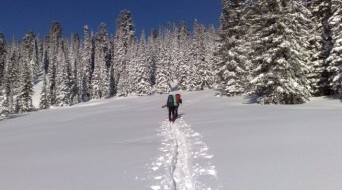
[32, 80, 43, 108]
[1, 90, 342, 190]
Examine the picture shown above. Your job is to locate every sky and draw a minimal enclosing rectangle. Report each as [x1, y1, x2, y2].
[0, 0, 221, 40]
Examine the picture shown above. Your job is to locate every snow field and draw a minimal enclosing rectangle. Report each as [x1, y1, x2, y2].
[149, 118, 219, 190]
[1, 90, 342, 190]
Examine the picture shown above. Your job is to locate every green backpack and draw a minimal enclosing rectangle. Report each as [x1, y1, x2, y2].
[167, 95, 175, 107]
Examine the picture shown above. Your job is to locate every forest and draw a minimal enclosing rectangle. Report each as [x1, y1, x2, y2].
[0, 0, 341, 117]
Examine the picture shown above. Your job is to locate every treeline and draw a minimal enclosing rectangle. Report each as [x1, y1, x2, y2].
[0, 10, 218, 117]
[1, 0, 342, 117]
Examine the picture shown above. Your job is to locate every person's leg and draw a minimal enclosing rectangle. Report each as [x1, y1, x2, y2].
[171, 107, 176, 121]
[168, 108, 172, 121]
[175, 106, 178, 118]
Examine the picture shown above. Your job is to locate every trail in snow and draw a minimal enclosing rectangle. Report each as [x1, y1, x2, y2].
[149, 118, 220, 190]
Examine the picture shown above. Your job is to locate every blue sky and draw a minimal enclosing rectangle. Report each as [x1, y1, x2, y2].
[0, 0, 221, 40]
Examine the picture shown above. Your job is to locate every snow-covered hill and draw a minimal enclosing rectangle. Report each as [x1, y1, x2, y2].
[1, 90, 342, 190]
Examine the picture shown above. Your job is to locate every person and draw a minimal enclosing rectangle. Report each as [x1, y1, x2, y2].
[175, 93, 182, 118]
[162, 94, 177, 122]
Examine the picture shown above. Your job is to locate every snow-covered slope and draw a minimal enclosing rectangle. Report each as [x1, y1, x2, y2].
[1, 90, 342, 190]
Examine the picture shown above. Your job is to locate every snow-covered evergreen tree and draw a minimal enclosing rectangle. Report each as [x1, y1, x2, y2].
[128, 31, 152, 95]
[57, 44, 74, 106]
[326, 1, 342, 96]
[47, 21, 63, 106]
[113, 10, 135, 96]
[187, 20, 210, 91]
[90, 60, 102, 98]
[39, 47, 50, 109]
[168, 24, 181, 88]
[1, 48, 18, 116]
[81, 25, 94, 101]
[0, 34, 5, 116]
[155, 28, 172, 93]
[39, 73, 50, 109]
[203, 25, 217, 90]
[15, 32, 37, 112]
[0, 33, 6, 89]
[54, 40, 70, 106]
[22, 32, 39, 83]
[1, 72, 12, 116]
[176, 22, 191, 91]
[215, 0, 250, 96]
[60, 33, 81, 105]
[147, 28, 159, 88]
[206, 25, 222, 91]
[90, 25, 103, 99]
[249, 0, 312, 104]
[91, 23, 113, 99]
[17, 60, 34, 112]
[47, 59, 57, 106]
[42, 38, 49, 74]
[70, 33, 81, 104]
[6, 43, 21, 97]
[37, 38, 44, 76]
[308, 0, 334, 96]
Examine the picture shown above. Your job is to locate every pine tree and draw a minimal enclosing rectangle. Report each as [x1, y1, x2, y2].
[15, 32, 37, 112]
[6, 43, 22, 112]
[90, 24, 103, 99]
[249, 0, 312, 104]
[309, 0, 334, 96]
[91, 60, 102, 98]
[0, 33, 6, 89]
[187, 20, 209, 91]
[1, 72, 12, 116]
[48, 61, 57, 105]
[0, 33, 8, 116]
[69, 33, 81, 104]
[17, 60, 34, 112]
[128, 31, 152, 95]
[91, 23, 113, 99]
[205, 25, 220, 90]
[37, 38, 44, 76]
[54, 40, 69, 106]
[42, 39, 49, 74]
[176, 22, 191, 91]
[39, 74, 50, 109]
[47, 21, 63, 105]
[57, 45, 74, 106]
[203, 25, 216, 90]
[1, 48, 17, 116]
[168, 24, 180, 88]
[81, 25, 94, 101]
[215, 0, 250, 96]
[326, 1, 342, 96]
[22, 32, 39, 83]
[155, 28, 172, 93]
[113, 10, 135, 96]
[147, 28, 159, 88]
[0, 34, 5, 116]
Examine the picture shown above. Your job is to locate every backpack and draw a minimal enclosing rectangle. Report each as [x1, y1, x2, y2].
[167, 95, 175, 107]
[175, 94, 181, 105]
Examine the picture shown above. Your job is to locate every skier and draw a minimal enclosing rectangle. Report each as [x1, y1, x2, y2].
[162, 94, 177, 122]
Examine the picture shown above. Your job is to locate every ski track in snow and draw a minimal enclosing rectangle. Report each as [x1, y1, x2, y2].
[149, 118, 219, 190]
